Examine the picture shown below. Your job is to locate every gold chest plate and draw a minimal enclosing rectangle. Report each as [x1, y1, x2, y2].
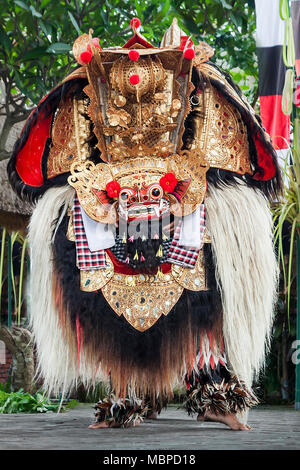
[78, 249, 208, 332]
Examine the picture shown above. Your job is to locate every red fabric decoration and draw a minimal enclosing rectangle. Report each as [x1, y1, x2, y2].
[80, 50, 92, 64]
[91, 188, 112, 205]
[123, 33, 153, 49]
[160, 173, 178, 192]
[128, 49, 140, 62]
[16, 111, 53, 187]
[129, 74, 140, 85]
[130, 17, 141, 29]
[179, 36, 194, 50]
[253, 132, 276, 180]
[106, 180, 121, 198]
[171, 178, 191, 200]
[106, 250, 171, 275]
[184, 48, 195, 60]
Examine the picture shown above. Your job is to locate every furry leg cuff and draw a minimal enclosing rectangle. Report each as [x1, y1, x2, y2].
[183, 377, 259, 416]
[93, 395, 148, 428]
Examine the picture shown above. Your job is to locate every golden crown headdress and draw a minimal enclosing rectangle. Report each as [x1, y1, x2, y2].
[66, 18, 252, 221]
[71, 17, 214, 162]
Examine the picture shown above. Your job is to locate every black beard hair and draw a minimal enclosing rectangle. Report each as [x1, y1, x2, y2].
[118, 216, 170, 274]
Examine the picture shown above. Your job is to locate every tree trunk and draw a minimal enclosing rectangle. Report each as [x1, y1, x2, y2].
[0, 116, 12, 161]
[0, 326, 34, 393]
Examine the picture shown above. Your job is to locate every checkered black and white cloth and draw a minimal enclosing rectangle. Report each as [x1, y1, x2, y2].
[166, 203, 206, 268]
[73, 196, 206, 271]
[73, 196, 107, 270]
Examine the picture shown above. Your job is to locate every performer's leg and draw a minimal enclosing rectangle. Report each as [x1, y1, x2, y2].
[89, 395, 147, 429]
[183, 338, 258, 431]
[89, 393, 168, 428]
[144, 395, 168, 420]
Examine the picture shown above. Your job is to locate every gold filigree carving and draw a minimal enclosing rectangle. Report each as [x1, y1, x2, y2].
[67, 160, 113, 222]
[66, 211, 75, 242]
[68, 154, 208, 222]
[188, 83, 252, 175]
[80, 254, 114, 292]
[193, 42, 214, 66]
[197, 63, 258, 123]
[79, 246, 209, 331]
[47, 95, 91, 178]
[101, 269, 184, 332]
[73, 96, 91, 162]
[171, 249, 207, 291]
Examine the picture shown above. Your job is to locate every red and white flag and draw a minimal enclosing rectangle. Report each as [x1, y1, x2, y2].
[255, 0, 290, 151]
[291, 0, 300, 78]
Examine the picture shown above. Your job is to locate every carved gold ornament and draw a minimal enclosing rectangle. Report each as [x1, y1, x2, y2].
[78, 250, 208, 332]
[80, 255, 114, 291]
[67, 154, 209, 223]
[187, 83, 253, 175]
[66, 207, 210, 332]
[171, 249, 207, 291]
[47, 95, 91, 178]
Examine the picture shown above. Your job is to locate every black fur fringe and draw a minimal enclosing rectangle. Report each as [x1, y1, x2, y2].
[52, 215, 222, 373]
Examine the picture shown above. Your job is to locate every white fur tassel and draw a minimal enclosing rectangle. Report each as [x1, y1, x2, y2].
[205, 182, 279, 388]
[28, 186, 106, 395]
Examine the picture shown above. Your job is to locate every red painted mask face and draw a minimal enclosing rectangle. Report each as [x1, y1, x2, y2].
[118, 182, 170, 221]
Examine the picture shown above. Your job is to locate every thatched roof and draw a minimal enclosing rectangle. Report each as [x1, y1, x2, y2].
[0, 159, 32, 233]
[0, 159, 32, 214]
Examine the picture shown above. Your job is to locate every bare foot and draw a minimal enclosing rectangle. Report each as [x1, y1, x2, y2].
[197, 411, 251, 431]
[88, 421, 110, 429]
[88, 418, 142, 429]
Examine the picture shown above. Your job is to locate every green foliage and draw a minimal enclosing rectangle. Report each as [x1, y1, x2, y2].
[0, 0, 257, 106]
[0, 387, 65, 413]
[76, 381, 109, 402]
[0, 229, 28, 325]
[273, 120, 300, 320]
[64, 399, 79, 410]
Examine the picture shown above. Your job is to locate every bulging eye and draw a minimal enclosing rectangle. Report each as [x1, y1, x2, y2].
[150, 186, 163, 200]
[119, 190, 130, 202]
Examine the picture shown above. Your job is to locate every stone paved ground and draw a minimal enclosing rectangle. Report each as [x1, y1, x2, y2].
[0, 403, 299, 450]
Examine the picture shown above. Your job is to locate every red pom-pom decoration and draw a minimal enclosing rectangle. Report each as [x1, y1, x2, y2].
[87, 38, 102, 53]
[159, 173, 178, 193]
[80, 50, 92, 64]
[130, 17, 141, 29]
[184, 48, 195, 60]
[129, 74, 140, 85]
[128, 50, 140, 62]
[106, 180, 121, 198]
